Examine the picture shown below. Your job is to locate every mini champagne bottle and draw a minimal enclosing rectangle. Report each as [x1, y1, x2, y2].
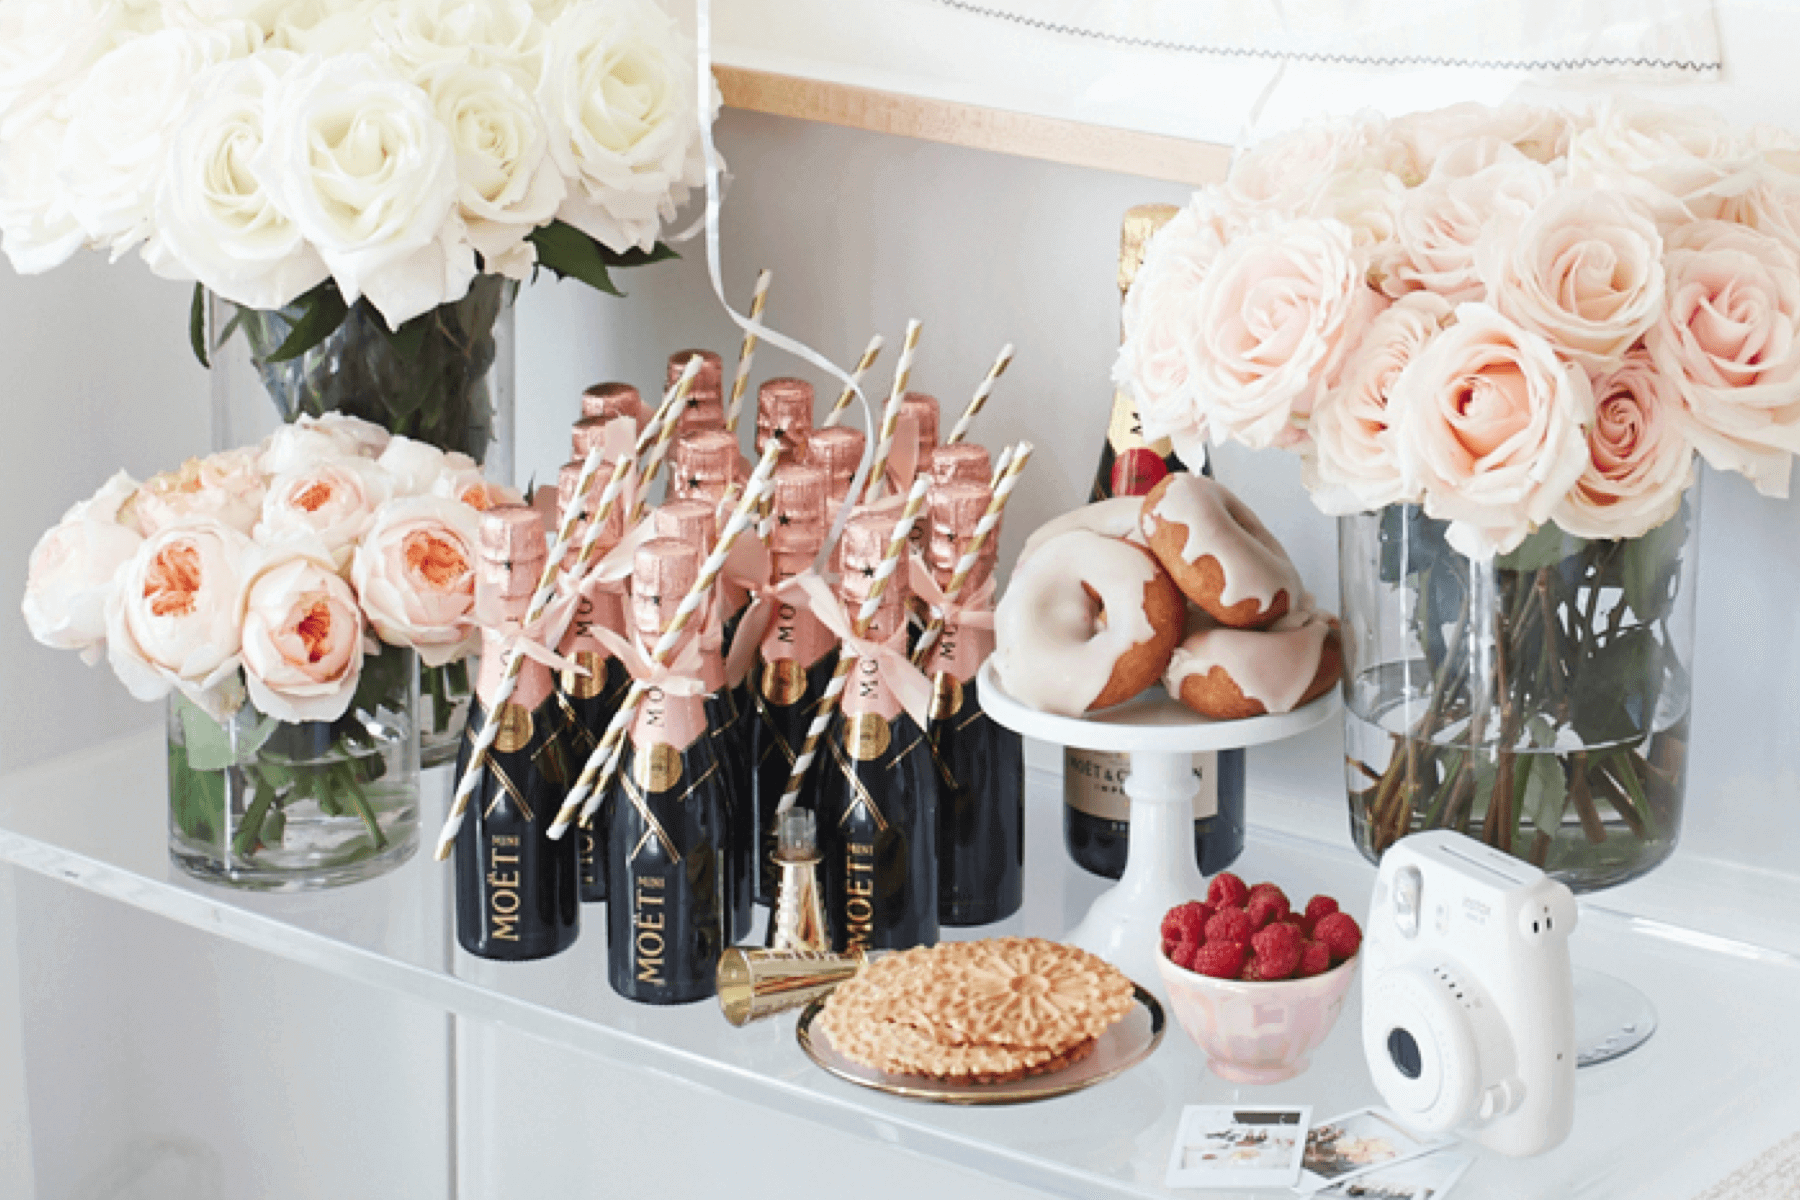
[803, 426, 865, 576]
[921, 482, 1025, 926]
[605, 538, 732, 1004]
[668, 349, 727, 435]
[816, 512, 939, 953]
[453, 506, 579, 961]
[747, 464, 837, 905]
[756, 377, 814, 467]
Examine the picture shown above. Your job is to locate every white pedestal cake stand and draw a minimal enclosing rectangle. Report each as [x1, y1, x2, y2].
[979, 661, 1338, 997]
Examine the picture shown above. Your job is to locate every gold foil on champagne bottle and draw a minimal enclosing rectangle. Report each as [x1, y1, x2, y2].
[1118, 203, 1181, 295]
[762, 659, 807, 705]
[634, 741, 684, 792]
[846, 712, 892, 761]
[563, 650, 607, 700]
[930, 674, 964, 720]
[493, 703, 535, 754]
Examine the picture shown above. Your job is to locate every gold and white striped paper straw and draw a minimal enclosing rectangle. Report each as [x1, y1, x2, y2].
[988, 443, 1015, 491]
[433, 448, 634, 861]
[631, 356, 702, 523]
[945, 344, 1013, 447]
[724, 268, 771, 434]
[822, 334, 885, 429]
[860, 319, 922, 503]
[550, 441, 786, 839]
[911, 442, 1032, 668]
[775, 470, 934, 815]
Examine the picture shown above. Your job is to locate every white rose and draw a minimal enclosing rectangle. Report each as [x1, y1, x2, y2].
[1307, 168, 1404, 254]
[1115, 192, 1244, 454]
[239, 540, 366, 723]
[58, 27, 243, 256]
[0, 0, 120, 139]
[1567, 100, 1762, 231]
[1388, 102, 1575, 180]
[136, 457, 263, 537]
[1476, 187, 1665, 372]
[374, 0, 547, 85]
[1377, 158, 1556, 303]
[1647, 220, 1800, 497]
[540, 0, 712, 252]
[256, 53, 474, 328]
[267, 0, 382, 55]
[1389, 304, 1595, 560]
[1552, 350, 1696, 541]
[352, 495, 480, 666]
[377, 436, 476, 495]
[144, 54, 331, 311]
[23, 472, 147, 661]
[1307, 293, 1451, 515]
[415, 60, 564, 279]
[1716, 173, 1800, 262]
[0, 114, 85, 275]
[105, 519, 251, 716]
[1186, 217, 1382, 450]
[1226, 114, 1390, 216]
[260, 413, 391, 476]
[260, 457, 389, 567]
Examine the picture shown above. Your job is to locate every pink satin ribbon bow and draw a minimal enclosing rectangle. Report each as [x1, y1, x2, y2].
[725, 570, 823, 686]
[592, 625, 708, 698]
[793, 573, 933, 728]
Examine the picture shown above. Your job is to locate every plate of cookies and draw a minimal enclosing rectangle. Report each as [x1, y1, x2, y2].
[798, 937, 1165, 1104]
[990, 472, 1341, 739]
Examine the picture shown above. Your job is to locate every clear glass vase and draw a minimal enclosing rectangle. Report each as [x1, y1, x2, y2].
[207, 279, 515, 767]
[165, 645, 421, 890]
[1338, 493, 1699, 893]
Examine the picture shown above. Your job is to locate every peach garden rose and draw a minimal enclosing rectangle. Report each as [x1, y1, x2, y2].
[105, 518, 251, 717]
[239, 540, 366, 723]
[352, 496, 481, 667]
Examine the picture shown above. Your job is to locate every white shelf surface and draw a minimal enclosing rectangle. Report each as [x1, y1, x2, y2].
[2, 727, 1797, 1199]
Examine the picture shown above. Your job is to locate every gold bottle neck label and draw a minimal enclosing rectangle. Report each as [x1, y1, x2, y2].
[1062, 747, 1218, 822]
[1105, 387, 1174, 457]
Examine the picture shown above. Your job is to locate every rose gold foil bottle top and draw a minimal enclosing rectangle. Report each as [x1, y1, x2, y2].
[805, 426, 866, 505]
[756, 378, 814, 462]
[653, 498, 719, 552]
[900, 391, 941, 462]
[671, 430, 746, 502]
[581, 381, 646, 427]
[557, 462, 627, 549]
[569, 416, 614, 461]
[631, 537, 701, 636]
[838, 511, 908, 609]
[476, 505, 547, 609]
[668, 349, 724, 397]
[926, 483, 997, 588]
[768, 463, 827, 559]
[927, 443, 991, 489]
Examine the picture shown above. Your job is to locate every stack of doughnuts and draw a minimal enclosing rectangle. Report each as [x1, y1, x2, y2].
[993, 474, 1341, 720]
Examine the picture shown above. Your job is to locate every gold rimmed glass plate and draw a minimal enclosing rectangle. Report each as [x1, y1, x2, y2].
[795, 984, 1165, 1105]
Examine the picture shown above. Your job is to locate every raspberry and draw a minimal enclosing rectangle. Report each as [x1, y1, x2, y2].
[1205, 906, 1254, 946]
[1297, 939, 1333, 977]
[1247, 891, 1291, 929]
[1191, 940, 1246, 979]
[1161, 901, 1213, 947]
[1207, 872, 1250, 909]
[1248, 882, 1290, 910]
[1250, 922, 1303, 979]
[1304, 894, 1340, 923]
[1168, 939, 1200, 971]
[1315, 912, 1363, 962]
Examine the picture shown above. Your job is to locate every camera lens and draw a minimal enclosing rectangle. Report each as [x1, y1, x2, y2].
[1387, 1028, 1423, 1080]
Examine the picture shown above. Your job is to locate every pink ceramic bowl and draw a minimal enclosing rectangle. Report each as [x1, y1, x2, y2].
[1156, 945, 1360, 1084]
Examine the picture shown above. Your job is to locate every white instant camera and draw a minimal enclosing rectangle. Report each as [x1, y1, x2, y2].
[1362, 831, 1578, 1157]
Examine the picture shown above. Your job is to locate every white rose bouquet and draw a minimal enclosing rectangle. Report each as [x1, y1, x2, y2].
[1118, 100, 1800, 874]
[22, 414, 514, 868]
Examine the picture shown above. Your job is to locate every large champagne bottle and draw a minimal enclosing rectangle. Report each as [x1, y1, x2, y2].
[816, 512, 938, 952]
[1066, 203, 1248, 881]
[922, 481, 1024, 926]
[453, 506, 580, 960]
[604, 538, 733, 1004]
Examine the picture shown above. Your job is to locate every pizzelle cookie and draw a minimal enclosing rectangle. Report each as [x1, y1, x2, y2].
[816, 937, 1137, 1084]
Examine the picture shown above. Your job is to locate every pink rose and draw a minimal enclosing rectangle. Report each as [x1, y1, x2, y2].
[1377, 158, 1556, 303]
[1716, 172, 1800, 265]
[1116, 192, 1243, 456]
[1476, 187, 1665, 372]
[1566, 100, 1761, 231]
[1187, 217, 1383, 450]
[1226, 114, 1389, 216]
[1389, 103, 1576, 180]
[1647, 220, 1800, 496]
[1552, 350, 1696, 540]
[239, 541, 366, 723]
[136, 455, 264, 536]
[259, 457, 388, 566]
[1306, 293, 1452, 515]
[1389, 304, 1595, 559]
[105, 518, 251, 716]
[352, 496, 480, 666]
[22, 471, 145, 662]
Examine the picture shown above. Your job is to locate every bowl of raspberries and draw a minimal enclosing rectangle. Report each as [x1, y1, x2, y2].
[1155, 871, 1362, 1084]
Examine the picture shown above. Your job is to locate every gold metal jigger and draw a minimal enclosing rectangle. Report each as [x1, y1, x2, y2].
[717, 947, 871, 1027]
[766, 808, 831, 953]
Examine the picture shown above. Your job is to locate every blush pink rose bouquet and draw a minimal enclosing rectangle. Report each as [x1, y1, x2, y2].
[22, 415, 513, 876]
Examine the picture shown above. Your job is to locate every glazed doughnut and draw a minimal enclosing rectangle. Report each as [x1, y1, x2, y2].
[1016, 498, 1146, 566]
[1165, 607, 1342, 720]
[1140, 474, 1301, 629]
[993, 530, 1184, 716]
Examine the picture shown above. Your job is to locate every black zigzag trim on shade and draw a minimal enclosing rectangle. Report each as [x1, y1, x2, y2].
[926, 0, 1722, 73]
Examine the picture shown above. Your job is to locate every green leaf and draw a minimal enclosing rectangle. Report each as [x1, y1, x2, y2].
[1619, 506, 1687, 624]
[1498, 521, 1585, 574]
[598, 242, 679, 268]
[527, 221, 625, 296]
[265, 284, 350, 363]
[1521, 754, 1569, 838]
[381, 310, 431, 360]
[189, 284, 209, 369]
[178, 697, 238, 772]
